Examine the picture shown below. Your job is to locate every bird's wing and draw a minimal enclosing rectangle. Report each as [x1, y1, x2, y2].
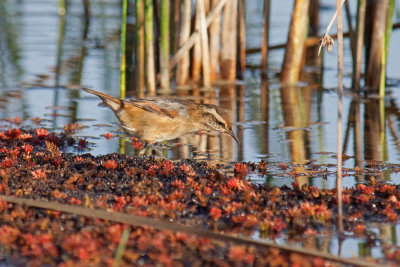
[124, 98, 189, 119]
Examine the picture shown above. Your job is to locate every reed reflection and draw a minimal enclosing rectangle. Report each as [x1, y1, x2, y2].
[279, 85, 310, 187]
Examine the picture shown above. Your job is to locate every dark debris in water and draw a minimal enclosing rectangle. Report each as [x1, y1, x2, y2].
[0, 126, 400, 266]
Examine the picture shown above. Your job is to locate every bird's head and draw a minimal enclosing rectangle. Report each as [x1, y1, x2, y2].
[200, 105, 239, 143]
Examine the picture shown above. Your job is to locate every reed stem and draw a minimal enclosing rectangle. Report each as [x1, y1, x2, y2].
[160, 0, 170, 92]
[144, 0, 156, 95]
[336, 0, 344, 234]
[176, 0, 191, 86]
[352, 0, 366, 90]
[261, 0, 270, 78]
[136, 0, 145, 97]
[119, 0, 128, 99]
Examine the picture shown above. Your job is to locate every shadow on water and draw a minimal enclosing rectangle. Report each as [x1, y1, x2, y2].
[1, 0, 400, 261]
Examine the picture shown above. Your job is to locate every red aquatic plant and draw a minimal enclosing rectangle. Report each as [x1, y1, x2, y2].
[104, 133, 114, 140]
[171, 179, 184, 189]
[353, 224, 366, 235]
[70, 197, 82, 205]
[357, 184, 374, 195]
[0, 225, 20, 244]
[107, 224, 124, 244]
[159, 160, 175, 176]
[31, 169, 47, 180]
[35, 128, 48, 138]
[63, 231, 100, 261]
[22, 144, 33, 154]
[113, 196, 127, 211]
[1, 157, 14, 168]
[77, 139, 87, 149]
[19, 133, 33, 140]
[131, 137, 143, 149]
[146, 165, 158, 176]
[103, 160, 118, 169]
[228, 245, 246, 262]
[73, 156, 84, 163]
[209, 207, 222, 220]
[234, 163, 249, 176]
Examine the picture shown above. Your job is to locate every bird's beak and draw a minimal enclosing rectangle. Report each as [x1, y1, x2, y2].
[228, 130, 240, 144]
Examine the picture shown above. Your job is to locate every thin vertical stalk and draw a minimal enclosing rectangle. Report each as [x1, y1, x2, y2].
[209, 0, 221, 82]
[353, 97, 362, 167]
[176, 0, 191, 86]
[237, 0, 246, 80]
[58, 0, 66, 15]
[336, 0, 344, 234]
[136, 0, 145, 97]
[379, 0, 395, 161]
[198, 0, 211, 88]
[344, 1, 356, 64]
[173, 0, 180, 54]
[112, 228, 131, 267]
[160, 0, 170, 92]
[352, 0, 366, 90]
[192, 2, 202, 82]
[261, 0, 270, 79]
[220, 0, 238, 80]
[309, 0, 319, 36]
[281, 0, 310, 84]
[379, 0, 395, 96]
[145, 0, 156, 95]
[120, 0, 128, 99]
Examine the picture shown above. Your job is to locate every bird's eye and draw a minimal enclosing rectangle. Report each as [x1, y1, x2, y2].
[216, 121, 224, 127]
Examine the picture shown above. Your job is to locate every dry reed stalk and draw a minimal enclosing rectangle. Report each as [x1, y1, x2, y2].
[176, 0, 191, 86]
[309, 0, 319, 36]
[261, 0, 270, 78]
[120, 0, 128, 99]
[365, 0, 389, 91]
[353, 98, 362, 166]
[144, 0, 156, 95]
[318, 0, 345, 56]
[173, 0, 180, 54]
[281, 0, 310, 84]
[220, 0, 238, 80]
[236, 85, 245, 158]
[135, 0, 145, 97]
[344, 1, 356, 63]
[237, 0, 246, 80]
[364, 100, 384, 161]
[352, 0, 366, 90]
[160, 0, 170, 92]
[170, 0, 228, 71]
[192, 2, 202, 82]
[336, 0, 344, 234]
[209, 0, 222, 82]
[198, 0, 211, 88]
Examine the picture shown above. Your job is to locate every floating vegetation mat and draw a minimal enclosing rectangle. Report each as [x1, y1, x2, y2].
[0, 127, 400, 266]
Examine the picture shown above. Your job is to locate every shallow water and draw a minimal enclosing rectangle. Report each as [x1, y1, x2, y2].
[1, 0, 400, 261]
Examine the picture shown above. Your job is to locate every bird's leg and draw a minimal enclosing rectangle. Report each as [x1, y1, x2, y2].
[138, 142, 149, 156]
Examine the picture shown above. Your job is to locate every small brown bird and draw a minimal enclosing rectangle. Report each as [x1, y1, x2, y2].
[83, 88, 238, 145]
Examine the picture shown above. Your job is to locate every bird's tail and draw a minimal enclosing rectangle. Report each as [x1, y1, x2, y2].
[83, 88, 122, 112]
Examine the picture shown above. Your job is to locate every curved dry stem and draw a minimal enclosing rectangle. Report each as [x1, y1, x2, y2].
[318, 0, 346, 56]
